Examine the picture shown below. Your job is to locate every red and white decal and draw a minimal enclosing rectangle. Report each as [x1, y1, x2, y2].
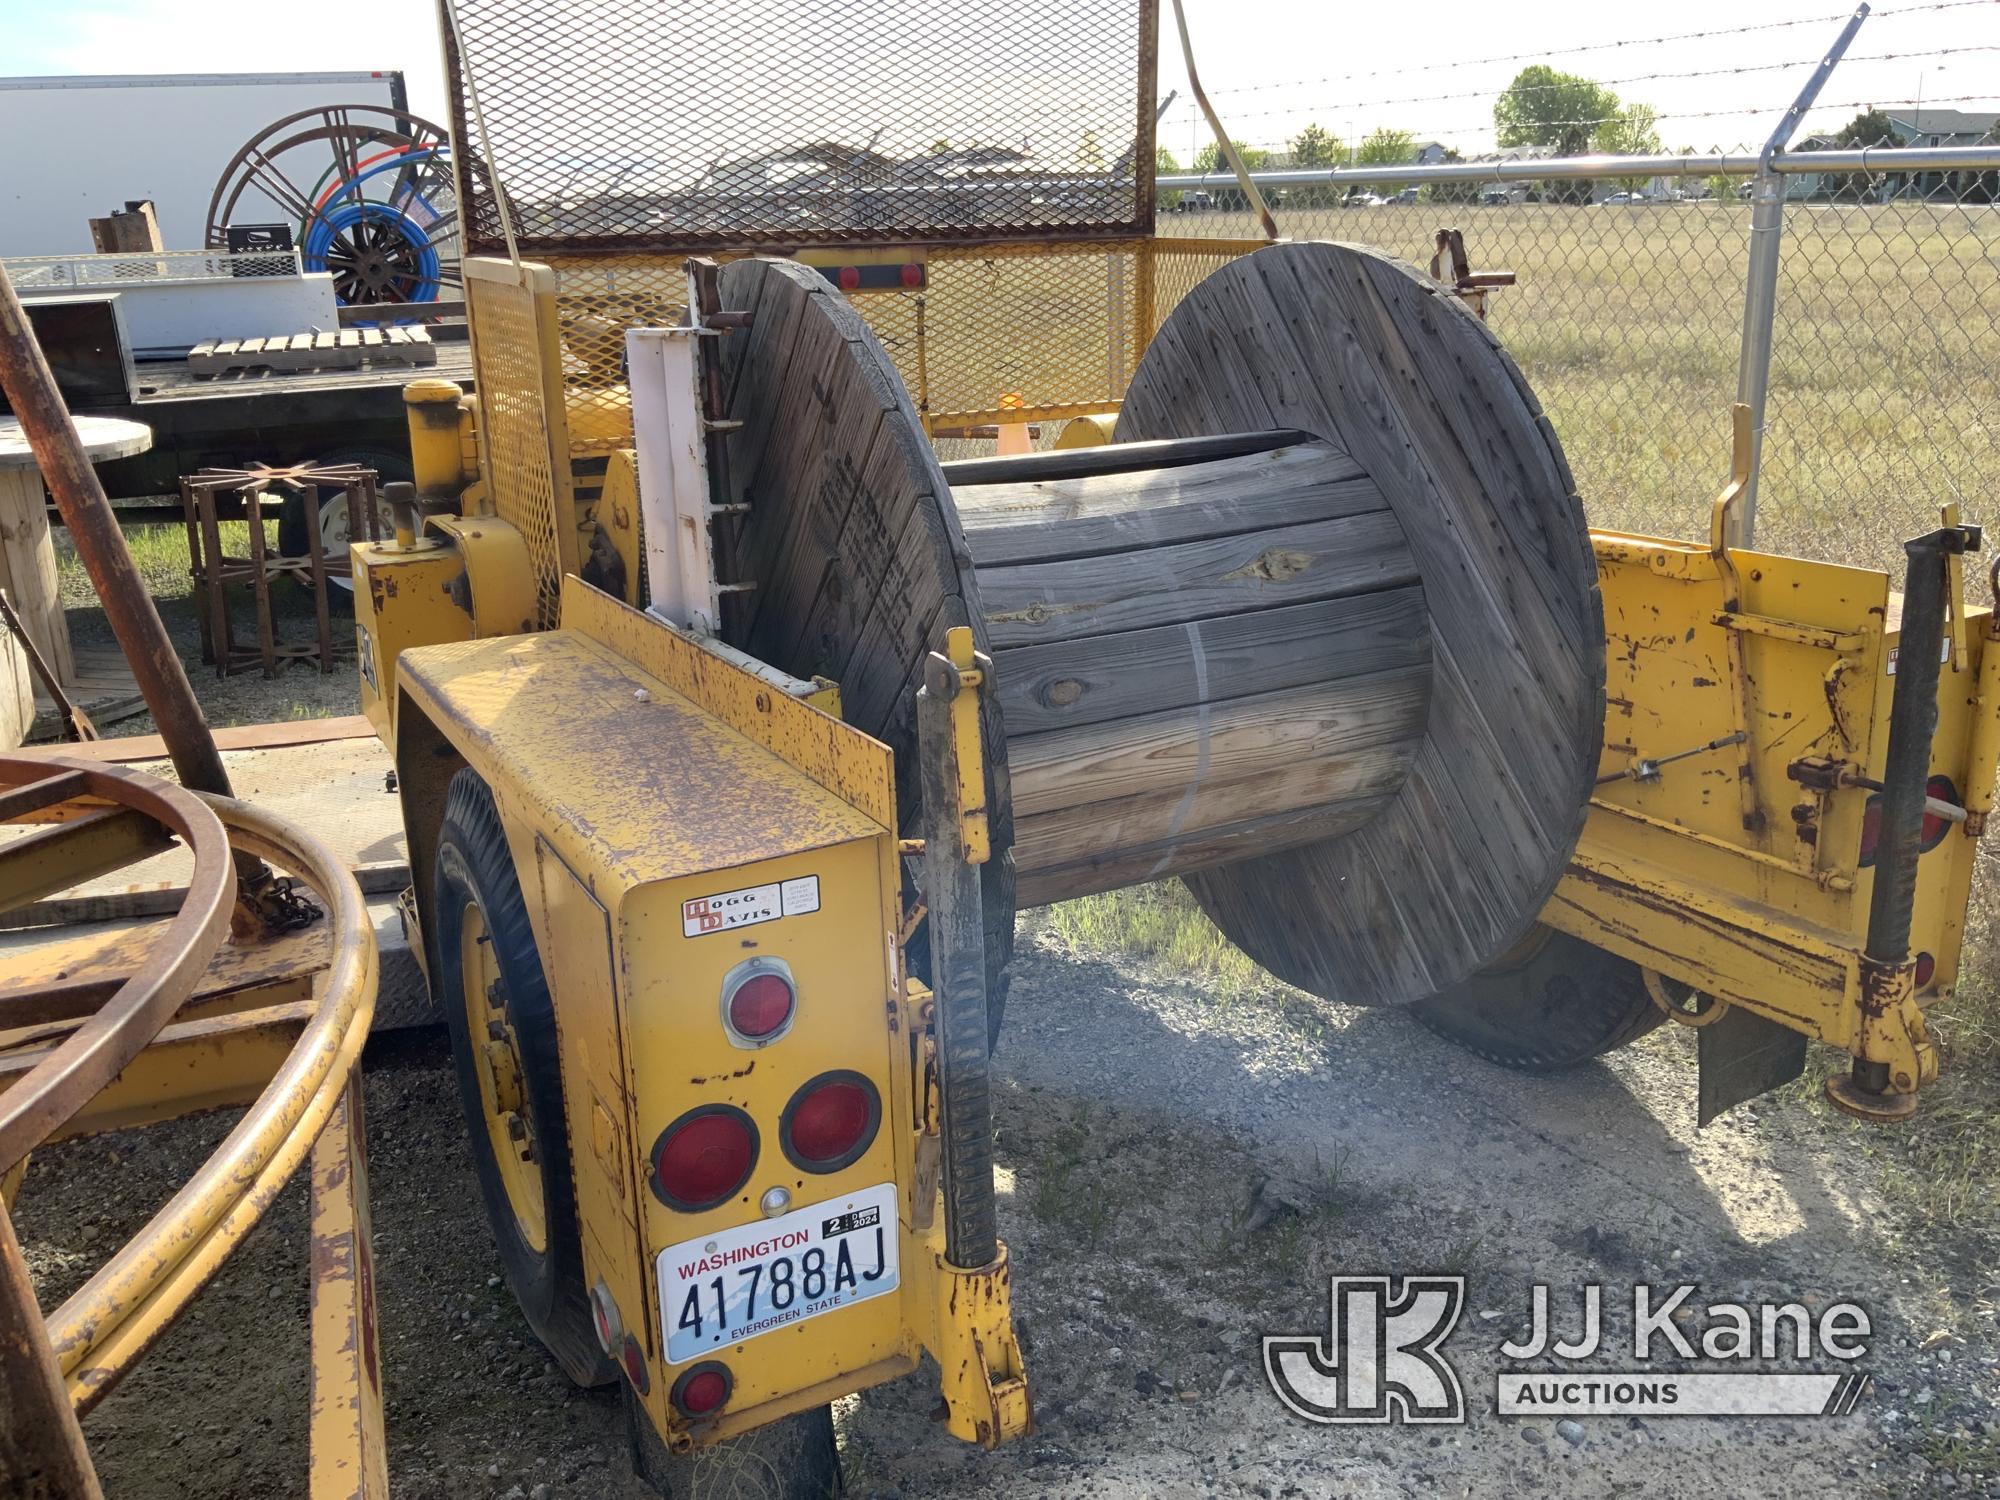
[683, 875, 820, 937]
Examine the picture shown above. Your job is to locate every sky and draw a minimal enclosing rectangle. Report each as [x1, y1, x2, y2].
[1, 0, 1993, 161]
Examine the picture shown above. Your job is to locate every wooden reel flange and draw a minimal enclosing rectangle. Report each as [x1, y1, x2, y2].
[715, 242, 1604, 1007]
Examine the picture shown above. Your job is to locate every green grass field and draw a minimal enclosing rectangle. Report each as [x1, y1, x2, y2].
[897, 199, 2000, 578]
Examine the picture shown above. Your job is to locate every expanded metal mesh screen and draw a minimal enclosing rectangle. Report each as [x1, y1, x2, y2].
[465, 263, 573, 626]
[441, 0, 1157, 253]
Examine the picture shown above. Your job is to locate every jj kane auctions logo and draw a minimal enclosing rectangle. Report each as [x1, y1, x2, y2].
[1264, 1277, 1872, 1423]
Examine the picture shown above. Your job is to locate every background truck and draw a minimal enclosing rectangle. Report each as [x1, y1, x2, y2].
[0, 71, 409, 258]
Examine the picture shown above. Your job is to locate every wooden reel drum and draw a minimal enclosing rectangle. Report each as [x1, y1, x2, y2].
[714, 242, 1603, 1008]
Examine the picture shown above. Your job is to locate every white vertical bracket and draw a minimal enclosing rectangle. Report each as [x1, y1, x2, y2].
[626, 322, 719, 632]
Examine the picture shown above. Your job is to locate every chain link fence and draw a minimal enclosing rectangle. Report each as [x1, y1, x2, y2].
[1160, 148, 2000, 576]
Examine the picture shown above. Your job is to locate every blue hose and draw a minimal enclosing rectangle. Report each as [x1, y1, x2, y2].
[300, 150, 448, 312]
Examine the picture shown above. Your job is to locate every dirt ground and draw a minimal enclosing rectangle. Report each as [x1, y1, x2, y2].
[15, 914, 1998, 1500]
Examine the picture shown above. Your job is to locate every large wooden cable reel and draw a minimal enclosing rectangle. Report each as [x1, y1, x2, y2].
[714, 242, 1604, 1007]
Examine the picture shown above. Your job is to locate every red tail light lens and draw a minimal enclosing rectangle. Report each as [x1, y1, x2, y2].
[620, 1335, 651, 1396]
[672, 1361, 732, 1418]
[837, 266, 861, 291]
[1915, 951, 1937, 989]
[1859, 777, 1961, 867]
[722, 960, 796, 1044]
[780, 1071, 881, 1173]
[1921, 776, 1960, 852]
[650, 1105, 757, 1211]
[589, 1281, 620, 1355]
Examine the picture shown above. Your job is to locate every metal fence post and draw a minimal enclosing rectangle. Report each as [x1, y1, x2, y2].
[1730, 3, 1870, 547]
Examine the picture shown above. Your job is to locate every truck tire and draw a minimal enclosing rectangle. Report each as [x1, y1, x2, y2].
[627, 1387, 840, 1500]
[433, 766, 616, 1388]
[1408, 926, 1665, 1071]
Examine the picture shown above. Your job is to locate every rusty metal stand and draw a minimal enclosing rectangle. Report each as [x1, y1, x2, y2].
[180, 466, 380, 678]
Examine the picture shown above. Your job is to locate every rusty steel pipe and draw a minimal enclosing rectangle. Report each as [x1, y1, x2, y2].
[0, 264, 234, 803]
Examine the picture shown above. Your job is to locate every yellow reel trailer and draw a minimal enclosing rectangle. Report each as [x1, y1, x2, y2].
[345, 0, 1998, 1492]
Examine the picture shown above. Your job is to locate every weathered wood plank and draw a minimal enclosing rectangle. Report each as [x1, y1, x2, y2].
[1017, 794, 1392, 909]
[1009, 667, 1431, 818]
[1014, 739, 1412, 874]
[977, 511, 1415, 648]
[954, 441, 1380, 566]
[993, 586, 1430, 735]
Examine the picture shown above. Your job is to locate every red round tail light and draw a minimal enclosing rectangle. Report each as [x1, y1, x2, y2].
[722, 960, 796, 1044]
[837, 265, 861, 291]
[589, 1281, 620, 1355]
[1921, 776, 1960, 852]
[780, 1071, 881, 1173]
[1858, 795, 1883, 867]
[1914, 951, 1937, 989]
[672, 1361, 732, 1418]
[620, 1335, 651, 1396]
[1859, 777, 1961, 867]
[650, 1105, 757, 1211]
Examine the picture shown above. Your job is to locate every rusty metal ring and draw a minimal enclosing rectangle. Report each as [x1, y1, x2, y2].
[0, 756, 234, 1173]
[1643, 968, 1730, 1028]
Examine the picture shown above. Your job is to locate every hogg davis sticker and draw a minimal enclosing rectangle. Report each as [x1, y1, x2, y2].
[657, 1182, 900, 1364]
[682, 874, 821, 937]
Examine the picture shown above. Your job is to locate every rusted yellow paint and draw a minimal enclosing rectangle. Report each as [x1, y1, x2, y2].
[309, 1079, 388, 1500]
[1562, 516, 1990, 1103]
[393, 584, 1029, 1450]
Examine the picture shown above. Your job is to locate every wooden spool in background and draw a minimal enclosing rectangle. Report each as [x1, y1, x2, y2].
[716, 243, 1603, 1008]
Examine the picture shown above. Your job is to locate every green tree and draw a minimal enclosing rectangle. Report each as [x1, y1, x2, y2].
[1355, 128, 1418, 194]
[1156, 145, 1182, 210]
[1495, 65, 1619, 158]
[1288, 123, 1345, 205]
[1355, 127, 1416, 165]
[1593, 104, 1662, 190]
[1191, 139, 1273, 209]
[1831, 108, 1900, 148]
[1291, 122, 1345, 166]
[1193, 139, 1273, 174]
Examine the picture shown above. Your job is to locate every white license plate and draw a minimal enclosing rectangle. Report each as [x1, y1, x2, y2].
[656, 1182, 899, 1365]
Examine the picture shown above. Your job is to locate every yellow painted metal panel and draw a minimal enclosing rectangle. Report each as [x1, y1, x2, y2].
[535, 839, 652, 1366]
[559, 578, 896, 832]
[396, 628, 884, 894]
[351, 543, 472, 746]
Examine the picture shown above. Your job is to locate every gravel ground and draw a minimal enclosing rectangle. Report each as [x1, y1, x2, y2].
[15, 916, 1998, 1499]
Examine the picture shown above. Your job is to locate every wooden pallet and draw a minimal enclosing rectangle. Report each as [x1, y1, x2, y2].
[187, 326, 437, 376]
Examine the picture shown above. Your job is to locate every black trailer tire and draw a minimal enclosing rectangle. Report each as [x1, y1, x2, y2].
[626, 1387, 841, 1500]
[1409, 925, 1666, 1071]
[433, 766, 616, 1388]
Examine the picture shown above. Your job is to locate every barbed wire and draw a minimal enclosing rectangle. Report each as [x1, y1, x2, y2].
[1190, 46, 2000, 122]
[1167, 95, 2000, 155]
[1198, 0, 1998, 99]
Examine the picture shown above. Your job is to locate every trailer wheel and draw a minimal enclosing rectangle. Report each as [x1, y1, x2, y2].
[277, 446, 408, 561]
[626, 1386, 840, 1500]
[434, 766, 616, 1387]
[1408, 925, 1665, 1071]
